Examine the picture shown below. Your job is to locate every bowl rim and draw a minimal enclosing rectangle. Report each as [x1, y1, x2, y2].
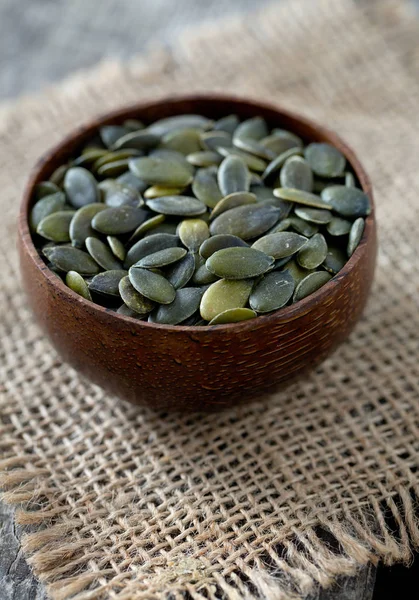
[19, 93, 375, 333]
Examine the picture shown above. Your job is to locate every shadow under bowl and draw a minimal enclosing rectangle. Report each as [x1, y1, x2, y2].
[18, 95, 377, 411]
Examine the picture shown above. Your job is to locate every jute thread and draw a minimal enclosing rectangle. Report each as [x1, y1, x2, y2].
[1, 0, 419, 598]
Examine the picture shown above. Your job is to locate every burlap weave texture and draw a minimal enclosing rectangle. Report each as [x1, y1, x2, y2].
[1, 0, 419, 598]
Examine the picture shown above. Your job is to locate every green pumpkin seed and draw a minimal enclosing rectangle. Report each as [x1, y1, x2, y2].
[297, 233, 328, 269]
[294, 206, 332, 224]
[192, 168, 223, 208]
[96, 159, 131, 178]
[129, 157, 193, 187]
[208, 308, 257, 325]
[119, 276, 155, 314]
[213, 114, 239, 134]
[74, 148, 109, 167]
[261, 129, 303, 154]
[43, 246, 100, 274]
[160, 128, 202, 155]
[30, 191, 66, 232]
[234, 117, 268, 142]
[123, 119, 145, 131]
[85, 237, 122, 270]
[89, 270, 128, 296]
[112, 130, 160, 151]
[192, 263, 219, 286]
[217, 156, 250, 196]
[37, 210, 75, 242]
[144, 185, 185, 199]
[148, 148, 194, 173]
[165, 252, 195, 289]
[64, 167, 99, 208]
[49, 164, 68, 187]
[186, 151, 221, 167]
[35, 181, 60, 200]
[200, 130, 232, 152]
[345, 172, 356, 187]
[252, 232, 307, 259]
[268, 218, 292, 234]
[280, 156, 313, 192]
[262, 147, 303, 181]
[100, 125, 129, 148]
[148, 114, 213, 136]
[178, 219, 210, 251]
[69, 203, 106, 248]
[92, 206, 147, 235]
[210, 204, 280, 240]
[128, 267, 175, 304]
[326, 216, 352, 236]
[143, 223, 178, 237]
[199, 234, 248, 259]
[293, 271, 332, 302]
[92, 150, 141, 173]
[217, 146, 267, 172]
[250, 270, 294, 313]
[206, 247, 274, 279]
[347, 217, 365, 257]
[210, 192, 257, 220]
[128, 214, 166, 243]
[134, 247, 187, 269]
[322, 246, 347, 274]
[146, 196, 206, 217]
[125, 233, 180, 268]
[200, 279, 254, 321]
[117, 303, 144, 319]
[65, 271, 92, 301]
[149, 287, 204, 325]
[273, 187, 332, 209]
[103, 183, 141, 207]
[321, 185, 371, 217]
[233, 137, 276, 161]
[107, 236, 126, 261]
[288, 216, 319, 237]
[283, 259, 313, 286]
[116, 171, 148, 193]
[304, 143, 346, 178]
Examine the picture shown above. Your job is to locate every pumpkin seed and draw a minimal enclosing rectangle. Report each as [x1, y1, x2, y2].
[92, 150, 141, 173]
[100, 125, 129, 148]
[268, 218, 293, 234]
[261, 129, 303, 155]
[192, 168, 223, 208]
[293, 271, 332, 302]
[233, 117, 268, 142]
[69, 203, 107, 248]
[116, 171, 148, 193]
[217, 155, 251, 195]
[103, 183, 141, 207]
[125, 233, 180, 268]
[347, 217, 365, 257]
[200, 130, 232, 152]
[119, 276, 155, 314]
[92, 205, 148, 235]
[297, 233, 328, 269]
[123, 119, 145, 131]
[43, 246, 100, 274]
[144, 185, 185, 199]
[217, 146, 267, 172]
[117, 303, 144, 319]
[213, 114, 239, 134]
[250, 270, 294, 313]
[165, 252, 195, 289]
[199, 234, 248, 259]
[147, 196, 207, 217]
[74, 149, 109, 168]
[37, 210, 75, 242]
[321, 185, 371, 217]
[210, 192, 257, 220]
[283, 259, 313, 286]
[128, 267, 176, 304]
[30, 191, 66, 232]
[49, 164, 68, 187]
[97, 159, 131, 178]
[148, 114, 213, 136]
[273, 187, 332, 209]
[160, 128, 201, 155]
[35, 181, 60, 200]
[233, 137, 276, 161]
[304, 143, 346, 178]
[210, 204, 280, 240]
[294, 206, 332, 224]
[149, 148, 194, 173]
[129, 157, 193, 187]
[186, 151, 221, 167]
[206, 247, 274, 279]
[128, 214, 166, 243]
[89, 270, 127, 296]
[64, 167, 99, 208]
[200, 279, 254, 321]
[326, 216, 352, 236]
[192, 263, 219, 286]
[149, 287, 204, 325]
[262, 147, 303, 181]
[143, 222, 178, 237]
[345, 172, 356, 187]
[65, 271, 92, 300]
[134, 247, 187, 269]
[280, 156, 313, 192]
[252, 232, 307, 259]
[86, 237, 122, 270]
[208, 307, 257, 325]
[107, 236, 126, 261]
[178, 219, 209, 251]
[323, 246, 347, 274]
[112, 130, 160, 151]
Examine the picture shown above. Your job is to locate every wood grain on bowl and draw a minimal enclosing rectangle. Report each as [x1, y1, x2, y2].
[18, 96, 377, 411]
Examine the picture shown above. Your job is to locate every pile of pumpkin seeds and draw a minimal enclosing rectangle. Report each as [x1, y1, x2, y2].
[31, 113, 370, 326]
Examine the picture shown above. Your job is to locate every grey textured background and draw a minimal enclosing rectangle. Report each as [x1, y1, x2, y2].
[0, 0, 417, 598]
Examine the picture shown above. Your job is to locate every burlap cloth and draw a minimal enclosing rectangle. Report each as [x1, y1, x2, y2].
[1, 0, 419, 598]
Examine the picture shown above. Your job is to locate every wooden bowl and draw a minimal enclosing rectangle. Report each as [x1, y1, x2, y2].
[18, 95, 377, 411]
